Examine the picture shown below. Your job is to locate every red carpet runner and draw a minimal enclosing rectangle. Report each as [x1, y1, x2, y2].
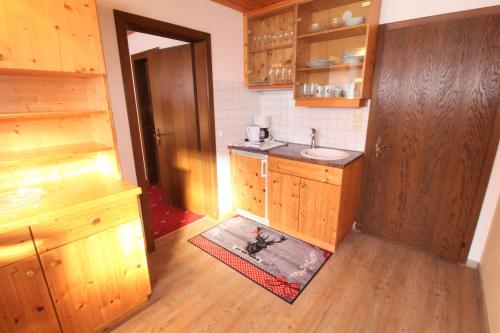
[148, 184, 204, 239]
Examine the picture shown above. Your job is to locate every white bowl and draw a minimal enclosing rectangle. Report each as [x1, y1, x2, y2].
[308, 22, 322, 33]
[345, 16, 365, 26]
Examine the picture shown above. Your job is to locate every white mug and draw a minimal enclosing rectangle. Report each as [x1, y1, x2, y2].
[246, 126, 261, 142]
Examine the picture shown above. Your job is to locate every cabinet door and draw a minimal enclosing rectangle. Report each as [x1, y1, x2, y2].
[232, 152, 266, 218]
[268, 170, 300, 231]
[0, 256, 61, 333]
[40, 220, 151, 333]
[0, 0, 105, 73]
[299, 178, 340, 244]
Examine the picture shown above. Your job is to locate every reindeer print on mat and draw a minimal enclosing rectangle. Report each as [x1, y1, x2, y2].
[189, 216, 331, 303]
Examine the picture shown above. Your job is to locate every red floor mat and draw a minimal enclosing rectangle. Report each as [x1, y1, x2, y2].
[148, 184, 204, 239]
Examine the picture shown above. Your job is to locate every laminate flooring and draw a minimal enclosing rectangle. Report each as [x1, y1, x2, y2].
[111, 218, 483, 333]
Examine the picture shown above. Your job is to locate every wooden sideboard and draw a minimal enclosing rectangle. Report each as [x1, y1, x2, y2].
[0, 1, 151, 332]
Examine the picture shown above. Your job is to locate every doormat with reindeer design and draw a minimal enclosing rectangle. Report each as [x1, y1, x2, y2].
[188, 216, 332, 303]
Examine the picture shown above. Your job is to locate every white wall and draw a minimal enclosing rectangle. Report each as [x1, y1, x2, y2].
[96, 0, 499, 258]
[127, 32, 187, 55]
[96, 0, 244, 215]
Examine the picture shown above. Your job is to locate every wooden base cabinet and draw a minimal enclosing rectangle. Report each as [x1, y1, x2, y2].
[39, 220, 150, 333]
[0, 256, 61, 333]
[268, 156, 363, 251]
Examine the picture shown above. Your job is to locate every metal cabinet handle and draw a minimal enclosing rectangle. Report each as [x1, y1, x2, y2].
[25, 270, 35, 278]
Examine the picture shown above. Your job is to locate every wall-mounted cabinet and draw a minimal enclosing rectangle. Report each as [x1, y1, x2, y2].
[243, 0, 381, 108]
[244, 5, 297, 89]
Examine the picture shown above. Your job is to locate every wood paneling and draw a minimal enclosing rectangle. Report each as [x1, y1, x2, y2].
[0, 228, 35, 268]
[299, 178, 340, 245]
[232, 152, 266, 218]
[109, 218, 483, 333]
[359, 13, 500, 262]
[31, 197, 140, 253]
[269, 156, 343, 185]
[211, 0, 286, 13]
[40, 220, 151, 333]
[0, 256, 61, 333]
[0, 0, 105, 73]
[268, 170, 300, 230]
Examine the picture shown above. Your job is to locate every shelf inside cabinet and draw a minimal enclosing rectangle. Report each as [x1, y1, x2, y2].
[298, 24, 367, 43]
[0, 110, 108, 122]
[295, 97, 366, 108]
[249, 44, 294, 54]
[0, 172, 140, 234]
[297, 63, 363, 72]
[248, 83, 294, 90]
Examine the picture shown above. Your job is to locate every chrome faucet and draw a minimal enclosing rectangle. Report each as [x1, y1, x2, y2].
[311, 128, 317, 148]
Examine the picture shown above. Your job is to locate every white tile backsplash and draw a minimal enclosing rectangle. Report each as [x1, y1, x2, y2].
[260, 90, 369, 151]
[213, 82, 370, 215]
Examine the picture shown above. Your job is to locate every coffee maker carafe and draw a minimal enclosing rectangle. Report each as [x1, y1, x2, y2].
[255, 116, 271, 141]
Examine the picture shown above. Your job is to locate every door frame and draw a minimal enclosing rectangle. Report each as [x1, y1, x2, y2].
[114, 10, 219, 252]
[361, 6, 500, 263]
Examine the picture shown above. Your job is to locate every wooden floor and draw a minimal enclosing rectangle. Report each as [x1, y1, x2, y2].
[111, 218, 483, 333]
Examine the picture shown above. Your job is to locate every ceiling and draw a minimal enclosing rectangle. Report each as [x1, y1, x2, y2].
[211, 0, 285, 13]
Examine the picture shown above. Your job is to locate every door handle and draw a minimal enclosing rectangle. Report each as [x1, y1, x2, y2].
[154, 128, 161, 145]
[375, 136, 390, 158]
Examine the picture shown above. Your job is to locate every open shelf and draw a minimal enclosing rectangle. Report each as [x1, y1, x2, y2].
[249, 43, 294, 54]
[0, 110, 108, 122]
[298, 24, 367, 43]
[295, 97, 366, 108]
[297, 63, 363, 72]
[0, 142, 114, 165]
[0, 172, 140, 233]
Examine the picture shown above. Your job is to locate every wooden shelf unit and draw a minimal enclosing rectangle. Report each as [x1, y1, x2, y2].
[243, 0, 381, 107]
[0, 1, 151, 331]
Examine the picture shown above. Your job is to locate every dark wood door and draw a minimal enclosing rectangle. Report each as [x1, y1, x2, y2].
[132, 56, 159, 185]
[359, 14, 500, 262]
[149, 44, 203, 213]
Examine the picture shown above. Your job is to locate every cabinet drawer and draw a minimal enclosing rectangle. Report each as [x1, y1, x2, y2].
[31, 196, 140, 252]
[0, 227, 36, 267]
[268, 157, 343, 185]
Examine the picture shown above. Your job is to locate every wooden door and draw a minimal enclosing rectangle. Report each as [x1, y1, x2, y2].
[268, 170, 300, 230]
[132, 56, 159, 185]
[39, 220, 151, 333]
[232, 152, 266, 218]
[0, 256, 61, 333]
[148, 44, 203, 213]
[299, 178, 340, 244]
[360, 14, 500, 261]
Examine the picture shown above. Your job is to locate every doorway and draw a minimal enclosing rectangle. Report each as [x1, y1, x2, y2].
[114, 11, 219, 252]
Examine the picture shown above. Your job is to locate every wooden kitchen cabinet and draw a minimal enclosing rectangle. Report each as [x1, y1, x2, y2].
[268, 156, 363, 251]
[0, 256, 61, 333]
[243, 0, 381, 108]
[231, 150, 267, 219]
[0, 0, 105, 74]
[268, 170, 300, 231]
[298, 178, 340, 245]
[39, 220, 151, 333]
